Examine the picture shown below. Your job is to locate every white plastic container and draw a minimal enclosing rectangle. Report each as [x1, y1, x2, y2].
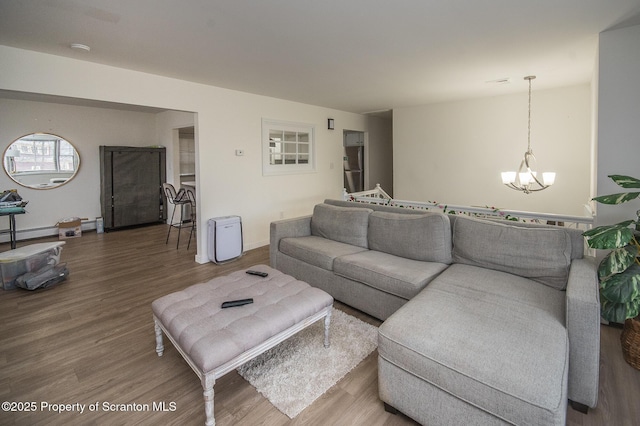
[0, 242, 65, 290]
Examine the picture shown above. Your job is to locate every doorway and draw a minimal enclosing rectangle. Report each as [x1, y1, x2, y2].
[178, 126, 195, 186]
[177, 126, 195, 223]
[343, 130, 365, 193]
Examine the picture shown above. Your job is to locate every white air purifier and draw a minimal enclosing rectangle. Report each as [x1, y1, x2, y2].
[207, 216, 243, 263]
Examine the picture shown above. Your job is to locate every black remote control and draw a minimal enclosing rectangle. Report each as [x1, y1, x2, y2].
[246, 270, 268, 277]
[221, 298, 254, 308]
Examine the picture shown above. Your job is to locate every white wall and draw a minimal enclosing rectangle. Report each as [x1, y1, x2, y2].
[0, 45, 376, 262]
[596, 24, 640, 227]
[364, 116, 393, 196]
[0, 97, 158, 238]
[393, 84, 592, 216]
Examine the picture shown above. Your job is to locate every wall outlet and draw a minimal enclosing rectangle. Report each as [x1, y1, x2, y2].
[235, 149, 244, 156]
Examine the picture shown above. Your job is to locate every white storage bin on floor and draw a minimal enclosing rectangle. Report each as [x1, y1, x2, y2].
[0, 242, 65, 290]
[207, 216, 243, 264]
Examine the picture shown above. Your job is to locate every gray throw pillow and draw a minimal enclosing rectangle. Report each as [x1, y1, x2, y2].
[368, 211, 452, 263]
[452, 216, 572, 290]
[311, 204, 372, 248]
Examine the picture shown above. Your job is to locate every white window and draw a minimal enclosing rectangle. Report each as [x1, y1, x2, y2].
[262, 119, 315, 176]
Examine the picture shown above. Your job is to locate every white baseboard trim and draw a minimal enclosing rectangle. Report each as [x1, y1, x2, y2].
[244, 240, 269, 251]
[0, 220, 98, 245]
[194, 253, 208, 264]
[194, 240, 269, 265]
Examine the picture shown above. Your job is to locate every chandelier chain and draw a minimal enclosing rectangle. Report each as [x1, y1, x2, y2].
[527, 77, 532, 152]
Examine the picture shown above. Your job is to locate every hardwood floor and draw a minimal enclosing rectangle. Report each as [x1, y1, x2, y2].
[0, 225, 638, 425]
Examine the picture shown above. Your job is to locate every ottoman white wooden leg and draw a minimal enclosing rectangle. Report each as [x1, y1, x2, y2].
[202, 376, 215, 426]
[324, 308, 331, 348]
[154, 319, 164, 356]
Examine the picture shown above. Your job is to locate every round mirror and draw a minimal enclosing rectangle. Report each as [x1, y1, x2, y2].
[3, 133, 81, 189]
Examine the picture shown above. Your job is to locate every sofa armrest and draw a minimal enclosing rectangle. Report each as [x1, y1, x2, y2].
[565, 256, 600, 408]
[270, 215, 312, 269]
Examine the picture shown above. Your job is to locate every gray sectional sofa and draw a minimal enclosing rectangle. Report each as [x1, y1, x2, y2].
[270, 199, 600, 425]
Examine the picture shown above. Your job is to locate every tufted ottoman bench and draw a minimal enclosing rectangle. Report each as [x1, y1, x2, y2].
[152, 265, 333, 426]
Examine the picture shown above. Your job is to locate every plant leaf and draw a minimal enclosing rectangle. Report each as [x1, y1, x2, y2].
[583, 221, 635, 249]
[610, 175, 640, 189]
[599, 264, 640, 303]
[592, 192, 640, 205]
[598, 245, 639, 279]
[601, 298, 640, 324]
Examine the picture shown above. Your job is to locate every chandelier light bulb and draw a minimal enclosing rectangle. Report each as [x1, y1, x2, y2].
[501, 172, 516, 184]
[543, 172, 556, 186]
[519, 172, 532, 185]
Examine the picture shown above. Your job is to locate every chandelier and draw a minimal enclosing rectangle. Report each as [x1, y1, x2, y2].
[501, 76, 555, 194]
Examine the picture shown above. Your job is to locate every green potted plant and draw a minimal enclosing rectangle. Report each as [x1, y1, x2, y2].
[583, 174, 640, 370]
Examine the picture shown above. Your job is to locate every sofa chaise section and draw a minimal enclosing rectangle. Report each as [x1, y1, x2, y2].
[378, 215, 599, 424]
[379, 264, 569, 425]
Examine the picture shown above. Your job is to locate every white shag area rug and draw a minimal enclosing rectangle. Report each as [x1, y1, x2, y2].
[237, 308, 378, 418]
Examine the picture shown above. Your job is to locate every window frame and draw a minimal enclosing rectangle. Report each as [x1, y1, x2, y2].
[262, 118, 315, 176]
[11, 135, 79, 175]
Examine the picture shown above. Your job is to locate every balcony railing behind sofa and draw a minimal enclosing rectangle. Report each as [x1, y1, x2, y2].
[343, 184, 595, 233]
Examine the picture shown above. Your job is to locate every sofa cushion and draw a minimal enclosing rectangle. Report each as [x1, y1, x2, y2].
[452, 216, 572, 290]
[280, 236, 368, 271]
[368, 211, 452, 263]
[378, 264, 568, 425]
[310, 204, 372, 249]
[334, 250, 449, 300]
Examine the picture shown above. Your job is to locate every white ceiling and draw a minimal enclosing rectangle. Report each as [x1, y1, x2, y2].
[1, 0, 640, 114]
